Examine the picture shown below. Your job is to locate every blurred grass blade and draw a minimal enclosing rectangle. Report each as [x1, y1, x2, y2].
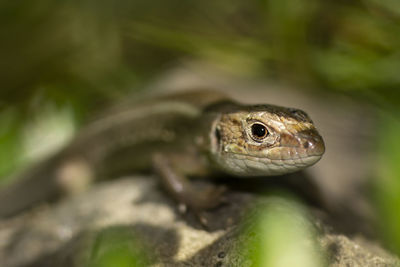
[243, 197, 326, 267]
[87, 227, 152, 267]
[374, 113, 400, 255]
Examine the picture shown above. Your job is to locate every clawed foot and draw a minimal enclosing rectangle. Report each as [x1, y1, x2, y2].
[178, 185, 228, 227]
[152, 153, 229, 228]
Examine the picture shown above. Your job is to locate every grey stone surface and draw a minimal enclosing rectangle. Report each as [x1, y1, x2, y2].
[0, 176, 399, 267]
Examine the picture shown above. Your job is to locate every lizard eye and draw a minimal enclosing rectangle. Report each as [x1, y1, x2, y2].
[251, 123, 269, 140]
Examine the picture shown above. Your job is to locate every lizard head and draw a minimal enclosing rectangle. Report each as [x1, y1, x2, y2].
[209, 103, 325, 176]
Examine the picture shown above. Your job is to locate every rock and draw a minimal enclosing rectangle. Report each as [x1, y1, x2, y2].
[0, 176, 398, 267]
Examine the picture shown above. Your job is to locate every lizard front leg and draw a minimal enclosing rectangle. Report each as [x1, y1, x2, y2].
[152, 152, 226, 225]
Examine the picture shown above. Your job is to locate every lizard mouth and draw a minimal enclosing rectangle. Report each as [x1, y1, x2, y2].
[277, 128, 325, 159]
[264, 143, 325, 162]
[215, 143, 324, 176]
[230, 150, 323, 167]
[218, 152, 323, 176]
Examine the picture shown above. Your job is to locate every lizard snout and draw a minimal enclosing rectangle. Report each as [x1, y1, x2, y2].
[297, 129, 325, 157]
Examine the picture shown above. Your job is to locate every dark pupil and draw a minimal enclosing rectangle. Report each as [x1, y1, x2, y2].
[251, 123, 267, 138]
[215, 128, 221, 145]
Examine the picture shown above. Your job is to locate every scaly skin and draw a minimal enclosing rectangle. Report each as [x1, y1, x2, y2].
[0, 90, 325, 220]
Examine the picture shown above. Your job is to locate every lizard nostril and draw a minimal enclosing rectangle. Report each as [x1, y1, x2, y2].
[298, 129, 325, 156]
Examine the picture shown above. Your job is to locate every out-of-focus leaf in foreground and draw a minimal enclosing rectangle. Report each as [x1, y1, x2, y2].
[0, 109, 23, 181]
[86, 227, 152, 267]
[242, 197, 326, 267]
[374, 114, 400, 255]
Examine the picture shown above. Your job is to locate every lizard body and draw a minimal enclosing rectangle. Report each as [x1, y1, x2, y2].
[0, 90, 325, 218]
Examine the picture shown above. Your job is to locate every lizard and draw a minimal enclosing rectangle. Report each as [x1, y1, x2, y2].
[0, 90, 325, 222]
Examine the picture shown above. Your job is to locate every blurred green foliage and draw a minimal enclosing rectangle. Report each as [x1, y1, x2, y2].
[374, 114, 400, 255]
[1, 0, 400, 116]
[0, 109, 24, 179]
[242, 197, 326, 267]
[86, 227, 152, 267]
